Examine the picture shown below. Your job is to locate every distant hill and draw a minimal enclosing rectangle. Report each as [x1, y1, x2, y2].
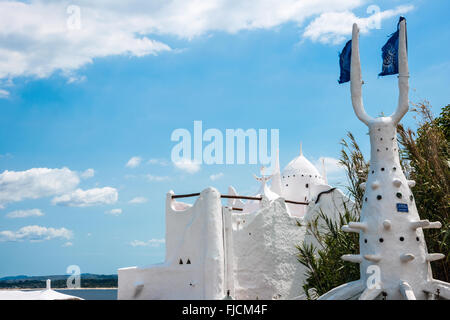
[0, 275, 28, 281]
[0, 273, 118, 289]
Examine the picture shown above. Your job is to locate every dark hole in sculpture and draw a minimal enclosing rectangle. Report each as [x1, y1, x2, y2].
[377, 195, 382, 200]
[396, 192, 402, 199]
[305, 184, 309, 188]
[364, 239, 367, 243]
[187, 259, 191, 264]
[400, 237, 404, 241]
[416, 237, 420, 242]
[381, 168, 385, 171]
[179, 259, 183, 265]
[379, 238, 384, 243]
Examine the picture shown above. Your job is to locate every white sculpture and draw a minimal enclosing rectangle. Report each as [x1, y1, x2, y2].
[319, 21, 450, 300]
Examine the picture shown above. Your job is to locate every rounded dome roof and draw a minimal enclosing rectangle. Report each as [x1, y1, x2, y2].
[282, 154, 322, 178]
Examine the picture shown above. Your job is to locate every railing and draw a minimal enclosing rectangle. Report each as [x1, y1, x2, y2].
[171, 193, 309, 206]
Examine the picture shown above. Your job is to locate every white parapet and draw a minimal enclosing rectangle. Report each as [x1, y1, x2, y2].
[118, 187, 226, 300]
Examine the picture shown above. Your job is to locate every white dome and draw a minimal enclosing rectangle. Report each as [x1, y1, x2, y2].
[282, 154, 322, 179]
[280, 150, 326, 217]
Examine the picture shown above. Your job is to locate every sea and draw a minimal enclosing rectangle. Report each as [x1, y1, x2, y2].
[55, 289, 117, 300]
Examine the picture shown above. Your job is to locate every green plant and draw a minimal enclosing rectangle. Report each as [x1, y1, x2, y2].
[397, 101, 450, 282]
[296, 132, 368, 299]
[297, 209, 360, 299]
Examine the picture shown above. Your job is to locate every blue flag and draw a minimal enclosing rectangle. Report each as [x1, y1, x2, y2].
[338, 39, 352, 84]
[379, 16, 407, 76]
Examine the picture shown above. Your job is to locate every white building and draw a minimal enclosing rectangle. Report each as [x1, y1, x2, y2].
[118, 147, 353, 300]
[0, 280, 83, 300]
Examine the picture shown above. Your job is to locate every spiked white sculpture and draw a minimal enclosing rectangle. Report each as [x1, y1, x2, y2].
[319, 21, 450, 300]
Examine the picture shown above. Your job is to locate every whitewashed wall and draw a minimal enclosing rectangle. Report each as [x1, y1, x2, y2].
[118, 187, 225, 300]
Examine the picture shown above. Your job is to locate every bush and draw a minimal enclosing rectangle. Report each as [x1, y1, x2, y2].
[296, 132, 367, 298]
[397, 102, 449, 282]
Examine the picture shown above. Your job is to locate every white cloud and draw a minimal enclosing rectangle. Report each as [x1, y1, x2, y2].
[106, 208, 122, 216]
[210, 172, 224, 181]
[146, 174, 169, 182]
[129, 197, 148, 204]
[147, 158, 169, 166]
[126, 156, 142, 168]
[173, 158, 201, 174]
[52, 187, 118, 207]
[0, 225, 72, 242]
[0, 89, 9, 98]
[314, 156, 347, 187]
[314, 157, 345, 174]
[303, 5, 414, 44]
[0, 1, 171, 80]
[0, 153, 13, 159]
[0, 0, 411, 82]
[130, 238, 165, 247]
[6, 208, 44, 218]
[67, 75, 86, 84]
[81, 168, 95, 179]
[62, 241, 73, 247]
[0, 167, 80, 208]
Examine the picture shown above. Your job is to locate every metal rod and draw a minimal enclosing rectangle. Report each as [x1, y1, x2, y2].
[171, 193, 200, 199]
[285, 200, 309, 205]
[171, 193, 308, 205]
[220, 195, 262, 201]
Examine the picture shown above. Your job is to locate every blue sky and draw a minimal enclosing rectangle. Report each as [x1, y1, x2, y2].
[0, 0, 449, 277]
